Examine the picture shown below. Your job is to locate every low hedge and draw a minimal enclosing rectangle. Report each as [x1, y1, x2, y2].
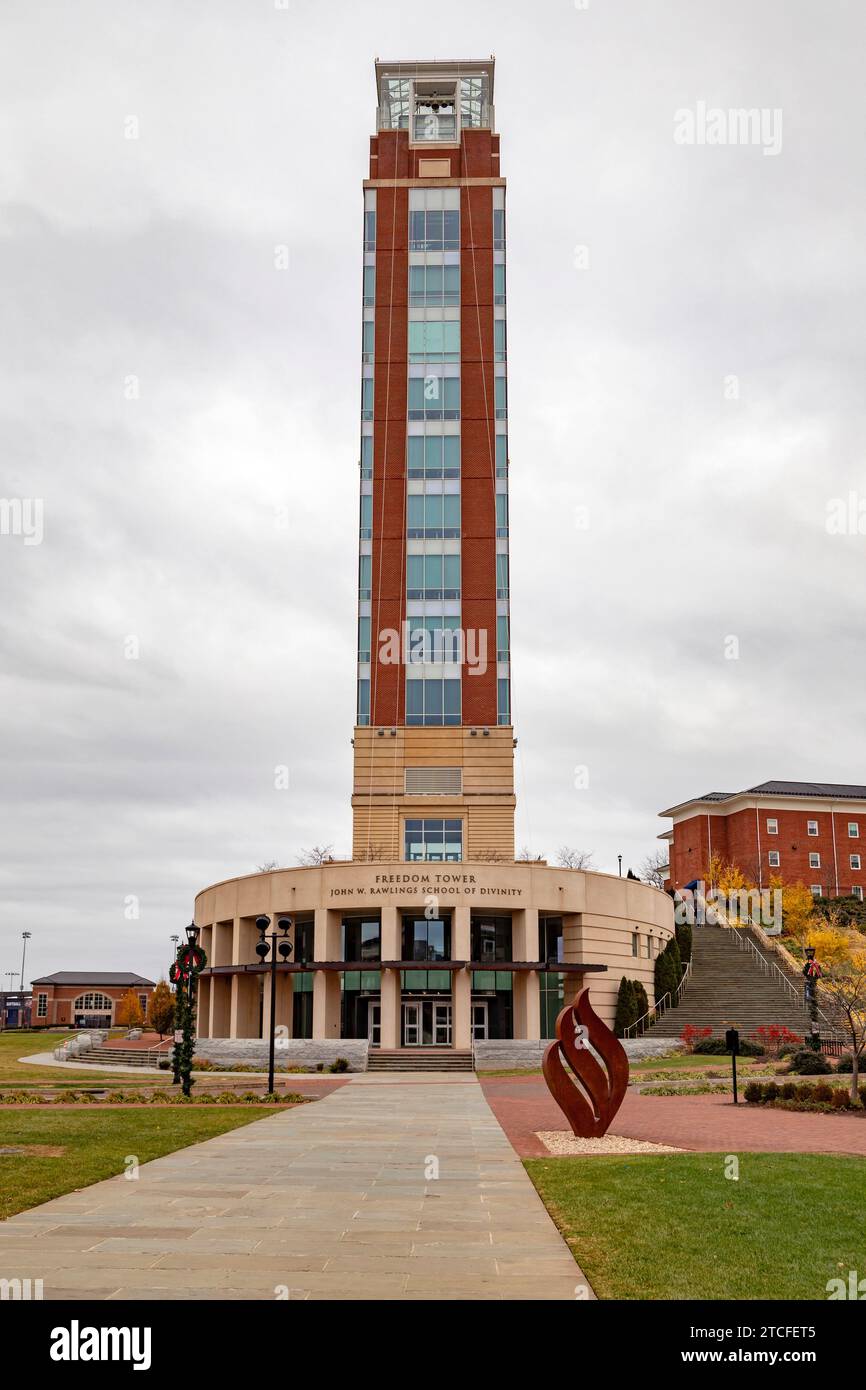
[0, 1089, 306, 1106]
[744, 1079, 865, 1112]
[692, 1036, 765, 1057]
[785, 1049, 832, 1075]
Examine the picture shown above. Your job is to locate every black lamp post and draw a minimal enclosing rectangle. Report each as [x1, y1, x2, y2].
[170, 923, 205, 1096]
[255, 915, 293, 1094]
[803, 946, 822, 1053]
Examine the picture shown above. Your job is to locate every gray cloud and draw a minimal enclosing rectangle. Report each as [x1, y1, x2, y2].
[1, 0, 864, 983]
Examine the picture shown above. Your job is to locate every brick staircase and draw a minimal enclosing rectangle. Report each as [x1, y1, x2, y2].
[645, 926, 812, 1040]
[367, 1049, 474, 1072]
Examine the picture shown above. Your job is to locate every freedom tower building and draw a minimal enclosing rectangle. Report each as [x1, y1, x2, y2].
[192, 61, 673, 1066]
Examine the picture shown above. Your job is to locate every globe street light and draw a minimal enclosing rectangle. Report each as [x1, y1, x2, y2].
[255, 916, 293, 1094]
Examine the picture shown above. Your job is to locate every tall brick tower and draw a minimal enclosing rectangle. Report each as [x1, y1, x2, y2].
[352, 59, 514, 864]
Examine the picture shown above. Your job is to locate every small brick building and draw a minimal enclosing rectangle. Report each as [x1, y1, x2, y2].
[659, 780, 866, 897]
[30, 972, 156, 1029]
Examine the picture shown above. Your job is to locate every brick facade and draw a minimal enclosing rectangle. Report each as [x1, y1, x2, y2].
[661, 784, 866, 896]
[31, 974, 156, 1029]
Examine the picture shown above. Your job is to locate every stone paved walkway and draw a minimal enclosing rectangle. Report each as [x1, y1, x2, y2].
[0, 1074, 588, 1301]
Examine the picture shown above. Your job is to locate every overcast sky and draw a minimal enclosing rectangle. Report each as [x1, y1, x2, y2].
[1, 0, 864, 985]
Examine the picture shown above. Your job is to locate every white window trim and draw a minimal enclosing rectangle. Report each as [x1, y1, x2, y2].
[766, 818, 778, 835]
[768, 850, 780, 867]
[809, 852, 821, 869]
[807, 820, 819, 836]
[851, 854, 861, 870]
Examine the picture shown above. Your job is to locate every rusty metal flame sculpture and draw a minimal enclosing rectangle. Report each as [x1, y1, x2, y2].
[541, 987, 629, 1137]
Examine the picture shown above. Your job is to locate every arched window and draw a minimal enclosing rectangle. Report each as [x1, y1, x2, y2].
[73, 993, 113, 1013]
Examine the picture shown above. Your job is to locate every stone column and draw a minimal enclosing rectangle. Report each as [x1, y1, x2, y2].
[379, 904, 401, 1049]
[453, 902, 471, 1049]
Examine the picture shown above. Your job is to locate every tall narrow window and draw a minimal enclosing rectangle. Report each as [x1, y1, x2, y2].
[363, 265, 375, 306]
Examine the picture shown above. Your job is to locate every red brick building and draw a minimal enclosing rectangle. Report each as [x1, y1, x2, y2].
[659, 781, 866, 897]
[31, 973, 155, 1029]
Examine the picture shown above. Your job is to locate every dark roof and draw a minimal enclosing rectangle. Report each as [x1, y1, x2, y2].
[747, 780, 866, 800]
[661, 780, 866, 817]
[30, 972, 155, 987]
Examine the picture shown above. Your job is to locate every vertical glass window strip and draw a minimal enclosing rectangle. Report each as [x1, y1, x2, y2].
[495, 492, 508, 537]
[363, 265, 376, 306]
[495, 435, 507, 477]
[496, 553, 509, 598]
[493, 263, 506, 304]
[358, 616, 371, 663]
[359, 554, 372, 599]
[357, 678, 370, 725]
[362, 377, 374, 421]
[408, 375, 460, 420]
[494, 376, 507, 419]
[408, 266, 461, 309]
[360, 493, 372, 538]
[360, 435, 373, 479]
[497, 677, 510, 726]
[493, 207, 505, 250]
[362, 319, 375, 363]
[408, 320, 460, 362]
[494, 319, 506, 362]
[380, 77, 410, 130]
[406, 435, 460, 478]
[460, 76, 487, 128]
[405, 680, 462, 727]
[496, 615, 509, 663]
[410, 208, 460, 251]
[364, 209, 376, 251]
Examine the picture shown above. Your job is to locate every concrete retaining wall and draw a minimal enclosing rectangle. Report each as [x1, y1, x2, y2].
[472, 1037, 685, 1070]
[193, 1039, 369, 1072]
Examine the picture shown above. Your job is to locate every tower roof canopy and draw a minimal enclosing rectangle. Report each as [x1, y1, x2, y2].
[374, 57, 495, 100]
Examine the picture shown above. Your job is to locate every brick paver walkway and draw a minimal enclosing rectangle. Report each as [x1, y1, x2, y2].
[479, 1076, 866, 1158]
[0, 1074, 588, 1301]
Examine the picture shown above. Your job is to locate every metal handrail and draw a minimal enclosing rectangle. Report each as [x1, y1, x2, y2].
[624, 960, 693, 1039]
[728, 924, 840, 1033]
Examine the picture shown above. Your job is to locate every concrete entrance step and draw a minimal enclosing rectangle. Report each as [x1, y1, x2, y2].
[367, 1049, 473, 1072]
[74, 1048, 170, 1067]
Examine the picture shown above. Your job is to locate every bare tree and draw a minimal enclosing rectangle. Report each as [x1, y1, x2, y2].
[640, 849, 669, 889]
[516, 846, 546, 862]
[297, 844, 335, 867]
[819, 955, 866, 1104]
[355, 844, 389, 863]
[473, 848, 509, 863]
[555, 846, 594, 870]
[256, 860, 282, 873]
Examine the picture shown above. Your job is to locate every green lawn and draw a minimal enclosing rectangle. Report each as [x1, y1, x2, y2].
[0, 1108, 268, 1219]
[0, 1031, 163, 1086]
[526, 1153, 866, 1300]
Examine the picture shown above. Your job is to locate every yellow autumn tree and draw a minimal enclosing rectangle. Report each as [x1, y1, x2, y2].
[781, 882, 817, 942]
[115, 989, 144, 1030]
[806, 926, 854, 970]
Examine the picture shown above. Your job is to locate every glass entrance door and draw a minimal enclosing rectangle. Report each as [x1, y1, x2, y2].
[368, 1002, 381, 1048]
[433, 1002, 452, 1045]
[403, 1002, 421, 1046]
[471, 1001, 488, 1041]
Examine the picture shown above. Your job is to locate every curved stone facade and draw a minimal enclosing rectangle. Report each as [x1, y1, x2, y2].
[194, 861, 674, 1052]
